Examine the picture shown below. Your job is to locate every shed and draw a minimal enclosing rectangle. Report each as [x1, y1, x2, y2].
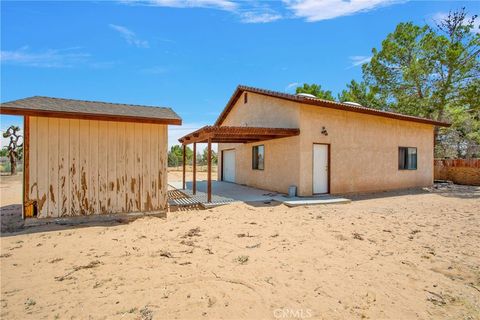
[0, 96, 182, 218]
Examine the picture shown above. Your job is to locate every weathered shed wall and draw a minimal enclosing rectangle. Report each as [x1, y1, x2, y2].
[27, 116, 167, 218]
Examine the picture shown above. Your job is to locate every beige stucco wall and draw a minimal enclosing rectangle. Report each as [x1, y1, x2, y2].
[28, 116, 168, 218]
[220, 92, 300, 128]
[218, 136, 300, 194]
[297, 105, 434, 195]
[218, 92, 301, 193]
[217, 92, 434, 196]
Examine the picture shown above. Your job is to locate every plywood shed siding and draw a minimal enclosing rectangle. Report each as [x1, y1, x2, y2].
[27, 116, 167, 218]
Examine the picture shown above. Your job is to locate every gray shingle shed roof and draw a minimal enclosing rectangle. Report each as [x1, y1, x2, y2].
[0, 96, 182, 125]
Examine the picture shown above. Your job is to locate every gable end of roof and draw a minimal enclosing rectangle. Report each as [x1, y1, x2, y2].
[214, 85, 450, 128]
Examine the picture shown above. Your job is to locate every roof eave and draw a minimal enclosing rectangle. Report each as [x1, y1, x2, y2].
[0, 107, 182, 125]
[178, 125, 300, 145]
[214, 85, 451, 128]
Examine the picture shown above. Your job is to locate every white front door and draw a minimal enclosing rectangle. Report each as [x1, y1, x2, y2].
[313, 144, 329, 194]
[222, 150, 236, 183]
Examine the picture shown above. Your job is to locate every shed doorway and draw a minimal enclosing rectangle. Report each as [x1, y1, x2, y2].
[222, 149, 236, 183]
[313, 144, 329, 194]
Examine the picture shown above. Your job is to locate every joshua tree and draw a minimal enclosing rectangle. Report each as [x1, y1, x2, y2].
[3, 126, 23, 175]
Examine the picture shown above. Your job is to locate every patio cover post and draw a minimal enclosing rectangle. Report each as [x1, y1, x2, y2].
[182, 144, 186, 190]
[193, 142, 197, 195]
[207, 138, 212, 203]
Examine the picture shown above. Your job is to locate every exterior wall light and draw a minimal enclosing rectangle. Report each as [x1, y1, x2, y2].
[321, 126, 328, 136]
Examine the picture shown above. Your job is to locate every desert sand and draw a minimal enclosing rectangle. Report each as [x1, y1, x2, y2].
[0, 174, 22, 206]
[0, 172, 479, 319]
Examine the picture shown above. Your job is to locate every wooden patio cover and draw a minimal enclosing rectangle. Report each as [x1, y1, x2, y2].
[177, 126, 300, 202]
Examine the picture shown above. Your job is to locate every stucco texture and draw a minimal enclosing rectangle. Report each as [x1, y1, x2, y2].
[298, 105, 434, 195]
[218, 92, 435, 196]
[218, 92, 300, 194]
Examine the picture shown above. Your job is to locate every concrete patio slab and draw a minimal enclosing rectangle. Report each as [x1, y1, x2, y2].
[281, 197, 351, 207]
[169, 181, 281, 202]
[169, 180, 350, 208]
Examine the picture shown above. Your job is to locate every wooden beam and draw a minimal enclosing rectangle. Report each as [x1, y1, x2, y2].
[207, 138, 212, 203]
[178, 126, 301, 145]
[23, 115, 30, 220]
[179, 132, 214, 145]
[182, 144, 186, 190]
[193, 142, 197, 195]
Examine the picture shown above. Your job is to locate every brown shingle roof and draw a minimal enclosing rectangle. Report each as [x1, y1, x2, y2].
[0, 96, 182, 125]
[214, 85, 450, 127]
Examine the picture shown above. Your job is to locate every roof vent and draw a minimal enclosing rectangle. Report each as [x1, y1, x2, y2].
[296, 93, 316, 99]
[343, 101, 363, 107]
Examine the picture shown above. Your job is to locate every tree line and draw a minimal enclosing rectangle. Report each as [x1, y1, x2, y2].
[296, 8, 479, 159]
[168, 145, 218, 167]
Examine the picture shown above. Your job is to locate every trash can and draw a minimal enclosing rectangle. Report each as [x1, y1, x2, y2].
[288, 185, 297, 198]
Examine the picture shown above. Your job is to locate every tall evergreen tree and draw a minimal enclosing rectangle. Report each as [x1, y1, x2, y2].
[296, 83, 335, 101]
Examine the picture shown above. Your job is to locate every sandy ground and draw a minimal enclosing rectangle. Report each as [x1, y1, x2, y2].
[168, 168, 217, 183]
[0, 174, 23, 233]
[0, 173, 479, 319]
[0, 174, 22, 206]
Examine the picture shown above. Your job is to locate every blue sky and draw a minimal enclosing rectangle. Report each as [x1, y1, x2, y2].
[1, 0, 479, 148]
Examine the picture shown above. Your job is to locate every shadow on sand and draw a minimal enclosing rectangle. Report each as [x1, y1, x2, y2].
[0, 205, 165, 237]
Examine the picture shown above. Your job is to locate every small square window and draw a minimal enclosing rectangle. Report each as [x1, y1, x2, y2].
[252, 145, 264, 170]
[399, 147, 417, 170]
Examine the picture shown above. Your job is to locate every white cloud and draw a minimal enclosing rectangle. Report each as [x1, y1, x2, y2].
[240, 11, 282, 24]
[121, 0, 283, 24]
[109, 24, 149, 48]
[0, 46, 91, 68]
[284, 0, 402, 22]
[141, 66, 168, 74]
[168, 123, 206, 149]
[349, 55, 372, 67]
[122, 0, 238, 11]
[430, 12, 480, 34]
[121, 0, 407, 24]
[168, 123, 218, 151]
[285, 82, 299, 92]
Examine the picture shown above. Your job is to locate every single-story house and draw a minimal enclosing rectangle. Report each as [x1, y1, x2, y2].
[0, 96, 181, 218]
[179, 85, 449, 198]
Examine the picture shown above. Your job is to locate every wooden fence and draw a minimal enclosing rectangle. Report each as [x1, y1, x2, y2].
[434, 159, 480, 186]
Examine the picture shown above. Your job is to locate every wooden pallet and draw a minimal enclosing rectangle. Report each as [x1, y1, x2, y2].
[167, 187, 235, 208]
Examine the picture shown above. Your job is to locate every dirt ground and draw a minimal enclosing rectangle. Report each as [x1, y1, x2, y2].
[0, 173, 479, 319]
[0, 174, 23, 233]
[0, 174, 22, 206]
[168, 168, 217, 182]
